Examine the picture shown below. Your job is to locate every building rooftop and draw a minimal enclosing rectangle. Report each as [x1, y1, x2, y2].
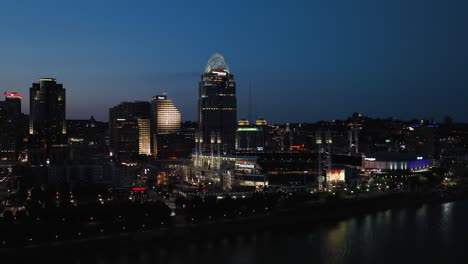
[204, 53, 230, 73]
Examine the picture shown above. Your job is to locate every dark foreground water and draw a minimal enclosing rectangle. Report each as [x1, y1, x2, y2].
[25, 199, 468, 264]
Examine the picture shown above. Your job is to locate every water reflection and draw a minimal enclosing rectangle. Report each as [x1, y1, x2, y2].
[324, 221, 350, 263]
[440, 202, 454, 249]
[45, 199, 468, 264]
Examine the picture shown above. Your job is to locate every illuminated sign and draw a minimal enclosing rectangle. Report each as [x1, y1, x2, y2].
[4, 92, 22, 99]
[116, 118, 126, 121]
[365, 157, 376, 161]
[121, 162, 137, 166]
[212, 69, 227, 76]
[326, 169, 345, 182]
[132, 187, 147, 192]
[417, 157, 423, 160]
[235, 160, 255, 169]
[154, 95, 167, 100]
[236, 164, 255, 169]
[237, 127, 259, 132]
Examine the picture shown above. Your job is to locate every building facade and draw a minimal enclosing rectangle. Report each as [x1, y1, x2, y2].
[363, 152, 431, 172]
[29, 78, 67, 165]
[109, 101, 151, 162]
[4, 92, 21, 117]
[235, 118, 269, 152]
[198, 53, 237, 154]
[0, 100, 19, 166]
[67, 116, 108, 160]
[150, 95, 181, 159]
[151, 95, 181, 134]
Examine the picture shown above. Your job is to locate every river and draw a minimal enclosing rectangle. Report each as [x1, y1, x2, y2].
[19, 199, 468, 263]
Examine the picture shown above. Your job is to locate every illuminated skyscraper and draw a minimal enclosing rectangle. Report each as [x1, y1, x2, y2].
[198, 53, 237, 153]
[151, 95, 181, 159]
[151, 95, 181, 134]
[109, 101, 151, 162]
[138, 119, 151, 156]
[29, 78, 67, 165]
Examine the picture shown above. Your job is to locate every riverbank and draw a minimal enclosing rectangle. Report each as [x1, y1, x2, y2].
[3, 186, 468, 256]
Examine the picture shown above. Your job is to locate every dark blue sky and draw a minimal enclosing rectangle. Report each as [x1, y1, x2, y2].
[0, 0, 467, 122]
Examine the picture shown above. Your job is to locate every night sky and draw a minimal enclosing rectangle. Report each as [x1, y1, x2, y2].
[0, 0, 467, 123]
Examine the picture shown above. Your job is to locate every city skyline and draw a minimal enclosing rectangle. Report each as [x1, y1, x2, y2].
[2, 1, 468, 261]
[1, 0, 467, 123]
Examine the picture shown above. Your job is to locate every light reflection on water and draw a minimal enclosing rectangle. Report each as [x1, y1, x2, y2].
[39, 200, 468, 264]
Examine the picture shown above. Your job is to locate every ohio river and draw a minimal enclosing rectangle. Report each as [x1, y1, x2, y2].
[42, 199, 468, 263]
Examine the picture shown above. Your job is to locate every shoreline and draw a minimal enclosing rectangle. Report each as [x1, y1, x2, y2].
[2, 188, 467, 255]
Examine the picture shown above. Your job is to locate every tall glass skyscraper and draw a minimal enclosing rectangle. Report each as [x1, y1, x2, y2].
[198, 53, 237, 153]
[29, 78, 67, 165]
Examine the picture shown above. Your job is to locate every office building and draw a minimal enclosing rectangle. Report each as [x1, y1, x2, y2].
[150, 95, 181, 159]
[198, 53, 237, 153]
[67, 116, 108, 160]
[109, 101, 151, 162]
[0, 92, 24, 166]
[151, 95, 181, 134]
[4, 92, 21, 117]
[138, 118, 151, 156]
[0, 101, 19, 165]
[29, 78, 67, 165]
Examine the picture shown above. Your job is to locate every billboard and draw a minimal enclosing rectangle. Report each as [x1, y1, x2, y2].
[326, 169, 345, 183]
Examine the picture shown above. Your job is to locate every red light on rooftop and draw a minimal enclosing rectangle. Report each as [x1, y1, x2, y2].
[4, 92, 22, 99]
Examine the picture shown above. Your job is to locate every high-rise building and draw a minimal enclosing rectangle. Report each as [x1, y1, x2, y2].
[0, 92, 23, 165]
[198, 53, 237, 153]
[4, 92, 21, 117]
[151, 95, 182, 159]
[109, 101, 151, 162]
[151, 95, 181, 134]
[0, 101, 19, 165]
[29, 78, 67, 165]
[138, 119, 151, 156]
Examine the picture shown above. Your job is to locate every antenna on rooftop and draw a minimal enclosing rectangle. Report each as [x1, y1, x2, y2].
[248, 81, 253, 123]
